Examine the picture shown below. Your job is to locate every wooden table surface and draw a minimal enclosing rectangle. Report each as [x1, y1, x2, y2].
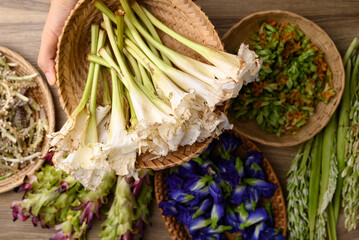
[0, 0, 359, 239]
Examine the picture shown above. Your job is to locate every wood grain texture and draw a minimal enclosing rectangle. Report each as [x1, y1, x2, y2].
[0, 0, 359, 239]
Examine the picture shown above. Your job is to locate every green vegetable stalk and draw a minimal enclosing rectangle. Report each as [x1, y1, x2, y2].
[308, 132, 323, 240]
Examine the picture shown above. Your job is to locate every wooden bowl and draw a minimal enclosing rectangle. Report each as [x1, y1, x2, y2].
[222, 10, 345, 147]
[56, 0, 224, 170]
[0, 46, 55, 193]
[154, 127, 287, 239]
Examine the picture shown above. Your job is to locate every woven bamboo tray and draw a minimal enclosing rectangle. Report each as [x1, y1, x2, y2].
[222, 10, 345, 147]
[0, 46, 55, 193]
[56, 0, 224, 170]
[154, 127, 287, 240]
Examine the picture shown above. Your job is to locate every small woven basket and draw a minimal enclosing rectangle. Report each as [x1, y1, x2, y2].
[222, 10, 345, 147]
[0, 46, 55, 193]
[154, 127, 287, 240]
[56, 0, 224, 170]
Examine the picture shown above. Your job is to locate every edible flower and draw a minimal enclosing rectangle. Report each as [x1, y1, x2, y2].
[229, 184, 248, 205]
[209, 181, 223, 204]
[240, 208, 269, 229]
[193, 198, 213, 219]
[244, 178, 277, 198]
[210, 203, 225, 228]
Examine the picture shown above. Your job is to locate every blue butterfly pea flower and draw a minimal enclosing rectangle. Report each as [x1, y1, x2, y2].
[229, 184, 248, 205]
[214, 156, 235, 173]
[209, 181, 223, 204]
[166, 174, 184, 189]
[235, 157, 245, 179]
[186, 175, 213, 192]
[187, 217, 212, 235]
[236, 203, 249, 224]
[218, 170, 239, 187]
[210, 203, 225, 229]
[247, 186, 260, 211]
[240, 208, 269, 229]
[225, 207, 240, 233]
[220, 132, 241, 152]
[244, 178, 277, 199]
[168, 188, 195, 203]
[248, 162, 265, 180]
[245, 151, 263, 167]
[159, 200, 178, 217]
[249, 222, 267, 240]
[193, 198, 213, 219]
[176, 204, 193, 225]
[259, 228, 285, 240]
[203, 225, 233, 235]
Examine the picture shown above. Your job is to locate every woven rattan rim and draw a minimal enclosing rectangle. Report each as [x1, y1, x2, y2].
[55, 0, 225, 170]
[154, 127, 288, 240]
[222, 10, 345, 147]
[0, 46, 55, 193]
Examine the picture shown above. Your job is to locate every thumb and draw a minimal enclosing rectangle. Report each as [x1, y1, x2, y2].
[38, 0, 78, 86]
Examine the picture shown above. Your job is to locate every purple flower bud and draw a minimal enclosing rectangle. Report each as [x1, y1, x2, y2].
[133, 174, 146, 198]
[210, 203, 225, 229]
[50, 231, 70, 240]
[72, 201, 97, 225]
[44, 152, 54, 165]
[56, 181, 70, 193]
[244, 178, 277, 199]
[122, 229, 134, 240]
[15, 175, 37, 192]
[229, 184, 249, 205]
[159, 200, 178, 217]
[11, 201, 29, 222]
[209, 181, 223, 204]
[192, 198, 213, 219]
[218, 170, 240, 187]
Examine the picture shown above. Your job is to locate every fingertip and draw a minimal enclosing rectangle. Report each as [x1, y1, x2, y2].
[45, 64, 57, 86]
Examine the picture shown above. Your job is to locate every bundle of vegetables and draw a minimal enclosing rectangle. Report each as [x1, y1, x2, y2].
[11, 154, 117, 239]
[340, 37, 359, 231]
[287, 116, 338, 240]
[159, 133, 284, 240]
[50, 0, 261, 190]
[12, 154, 154, 240]
[0, 51, 48, 179]
[99, 169, 153, 240]
[230, 20, 335, 136]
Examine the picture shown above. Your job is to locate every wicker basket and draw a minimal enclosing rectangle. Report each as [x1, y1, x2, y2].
[154, 127, 287, 240]
[0, 46, 55, 193]
[222, 10, 345, 147]
[56, 0, 224, 170]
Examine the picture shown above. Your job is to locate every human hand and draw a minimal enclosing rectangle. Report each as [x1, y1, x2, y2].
[38, 0, 78, 86]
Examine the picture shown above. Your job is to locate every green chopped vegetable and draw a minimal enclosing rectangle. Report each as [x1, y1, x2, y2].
[231, 20, 335, 136]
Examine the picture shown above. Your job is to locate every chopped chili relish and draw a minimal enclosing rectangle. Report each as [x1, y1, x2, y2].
[230, 20, 335, 136]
